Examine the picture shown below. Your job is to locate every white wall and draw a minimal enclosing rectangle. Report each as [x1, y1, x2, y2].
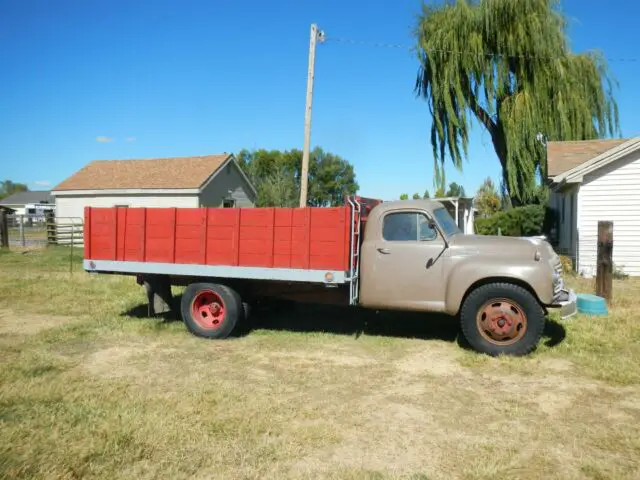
[578, 150, 640, 276]
[54, 193, 199, 219]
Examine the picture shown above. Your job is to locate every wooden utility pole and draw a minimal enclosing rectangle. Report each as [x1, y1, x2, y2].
[299, 24, 323, 208]
[596, 220, 613, 301]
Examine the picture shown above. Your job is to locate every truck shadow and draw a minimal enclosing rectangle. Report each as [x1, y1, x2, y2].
[123, 297, 566, 349]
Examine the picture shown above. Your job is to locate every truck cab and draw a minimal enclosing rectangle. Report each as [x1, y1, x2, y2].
[358, 199, 575, 356]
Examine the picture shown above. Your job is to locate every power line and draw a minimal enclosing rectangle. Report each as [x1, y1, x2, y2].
[325, 35, 640, 63]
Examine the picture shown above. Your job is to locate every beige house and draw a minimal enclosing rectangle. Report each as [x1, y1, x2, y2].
[547, 137, 640, 277]
[52, 154, 256, 219]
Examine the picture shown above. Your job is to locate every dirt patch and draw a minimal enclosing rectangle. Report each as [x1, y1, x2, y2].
[0, 311, 75, 336]
[83, 342, 170, 379]
[267, 349, 377, 368]
[395, 343, 470, 378]
[290, 345, 640, 479]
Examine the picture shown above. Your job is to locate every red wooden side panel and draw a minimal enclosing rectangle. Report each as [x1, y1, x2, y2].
[175, 209, 206, 264]
[308, 207, 348, 270]
[273, 208, 293, 268]
[145, 208, 176, 263]
[239, 208, 275, 267]
[86, 205, 352, 271]
[123, 208, 145, 262]
[116, 208, 127, 261]
[290, 208, 311, 269]
[206, 208, 240, 266]
[89, 208, 117, 260]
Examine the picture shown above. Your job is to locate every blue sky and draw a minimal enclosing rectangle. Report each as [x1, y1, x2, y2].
[1, 0, 639, 200]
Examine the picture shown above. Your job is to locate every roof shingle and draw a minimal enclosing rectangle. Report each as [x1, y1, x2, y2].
[0, 190, 53, 206]
[53, 154, 231, 191]
[546, 139, 628, 177]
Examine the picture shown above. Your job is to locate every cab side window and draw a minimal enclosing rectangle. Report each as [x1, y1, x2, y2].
[383, 212, 437, 241]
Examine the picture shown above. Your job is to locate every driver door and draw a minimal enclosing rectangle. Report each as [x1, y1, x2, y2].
[359, 209, 447, 311]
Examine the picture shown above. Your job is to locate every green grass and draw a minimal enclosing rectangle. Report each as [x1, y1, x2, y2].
[1, 247, 639, 479]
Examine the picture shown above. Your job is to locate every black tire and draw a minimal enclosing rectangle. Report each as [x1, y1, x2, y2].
[181, 283, 243, 339]
[459, 283, 545, 356]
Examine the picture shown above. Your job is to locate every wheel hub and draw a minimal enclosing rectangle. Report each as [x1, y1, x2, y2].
[191, 290, 226, 330]
[489, 311, 514, 336]
[476, 299, 527, 345]
[208, 303, 221, 316]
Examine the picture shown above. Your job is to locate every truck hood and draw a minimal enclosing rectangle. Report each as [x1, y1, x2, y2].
[449, 234, 556, 261]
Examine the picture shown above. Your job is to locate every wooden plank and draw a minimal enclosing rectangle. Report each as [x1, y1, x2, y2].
[201, 208, 208, 265]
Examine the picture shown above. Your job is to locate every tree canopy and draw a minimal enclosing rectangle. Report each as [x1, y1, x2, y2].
[446, 182, 466, 197]
[236, 148, 358, 207]
[414, 0, 619, 204]
[0, 180, 28, 200]
[474, 177, 502, 217]
[399, 193, 409, 200]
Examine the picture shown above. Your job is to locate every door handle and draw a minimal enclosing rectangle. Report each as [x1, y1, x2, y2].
[377, 248, 391, 254]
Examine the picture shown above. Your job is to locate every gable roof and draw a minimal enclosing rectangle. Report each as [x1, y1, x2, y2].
[549, 137, 640, 186]
[546, 139, 628, 177]
[52, 154, 233, 191]
[0, 190, 53, 206]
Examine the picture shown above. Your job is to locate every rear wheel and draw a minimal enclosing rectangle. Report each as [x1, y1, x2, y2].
[181, 283, 243, 339]
[460, 283, 545, 356]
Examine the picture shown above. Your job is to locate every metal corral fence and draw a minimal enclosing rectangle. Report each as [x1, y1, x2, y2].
[0, 212, 83, 249]
[46, 215, 84, 247]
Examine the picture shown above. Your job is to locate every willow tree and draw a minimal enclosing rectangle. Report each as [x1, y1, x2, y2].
[414, 0, 619, 204]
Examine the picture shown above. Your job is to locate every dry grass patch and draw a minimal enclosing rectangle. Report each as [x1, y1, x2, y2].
[1, 248, 640, 479]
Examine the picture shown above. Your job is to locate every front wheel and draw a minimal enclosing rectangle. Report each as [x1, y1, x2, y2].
[460, 283, 545, 356]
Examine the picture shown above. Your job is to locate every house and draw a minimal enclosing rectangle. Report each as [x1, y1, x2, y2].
[0, 191, 54, 216]
[52, 154, 257, 219]
[434, 196, 476, 234]
[547, 137, 640, 276]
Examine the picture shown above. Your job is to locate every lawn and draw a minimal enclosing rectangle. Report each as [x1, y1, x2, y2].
[1, 247, 639, 479]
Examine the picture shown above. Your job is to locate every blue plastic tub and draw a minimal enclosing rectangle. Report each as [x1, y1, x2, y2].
[576, 293, 608, 316]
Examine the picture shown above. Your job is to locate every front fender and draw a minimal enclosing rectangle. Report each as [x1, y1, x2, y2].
[444, 258, 554, 315]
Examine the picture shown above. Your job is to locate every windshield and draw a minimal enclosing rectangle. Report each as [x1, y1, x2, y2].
[433, 207, 461, 237]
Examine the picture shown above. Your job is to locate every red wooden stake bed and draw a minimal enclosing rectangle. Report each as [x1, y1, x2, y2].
[84, 197, 380, 289]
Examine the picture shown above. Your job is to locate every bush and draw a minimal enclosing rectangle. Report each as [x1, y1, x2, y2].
[559, 255, 575, 275]
[613, 264, 629, 280]
[475, 204, 549, 237]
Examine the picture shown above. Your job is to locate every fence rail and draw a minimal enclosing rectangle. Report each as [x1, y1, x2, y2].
[0, 212, 84, 248]
[46, 217, 84, 246]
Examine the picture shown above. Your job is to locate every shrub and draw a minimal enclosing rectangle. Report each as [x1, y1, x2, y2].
[559, 255, 575, 275]
[613, 263, 629, 280]
[474, 204, 549, 237]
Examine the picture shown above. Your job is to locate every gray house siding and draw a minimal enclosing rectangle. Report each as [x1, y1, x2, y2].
[199, 160, 255, 208]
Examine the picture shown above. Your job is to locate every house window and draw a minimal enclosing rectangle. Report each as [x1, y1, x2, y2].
[114, 205, 129, 208]
[222, 198, 235, 208]
[382, 212, 437, 242]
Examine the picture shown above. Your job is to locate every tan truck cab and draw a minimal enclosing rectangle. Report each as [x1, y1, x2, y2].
[358, 199, 576, 356]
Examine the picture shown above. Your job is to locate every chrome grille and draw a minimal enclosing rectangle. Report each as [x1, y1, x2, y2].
[553, 259, 564, 296]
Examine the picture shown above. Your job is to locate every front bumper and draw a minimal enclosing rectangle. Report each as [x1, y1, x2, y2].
[550, 289, 578, 319]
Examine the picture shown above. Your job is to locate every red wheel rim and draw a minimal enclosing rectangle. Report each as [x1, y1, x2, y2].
[476, 298, 528, 346]
[191, 290, 226, 330]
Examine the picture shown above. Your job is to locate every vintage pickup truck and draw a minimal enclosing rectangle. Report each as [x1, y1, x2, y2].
[83, 197, 576, 356]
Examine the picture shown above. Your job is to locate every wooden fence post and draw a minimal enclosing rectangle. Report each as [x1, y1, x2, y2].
[596, 221, 613, 301]
[0, 210, 8, 248]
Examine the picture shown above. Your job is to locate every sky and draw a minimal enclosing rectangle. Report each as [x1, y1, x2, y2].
[1, 0, 640, 200]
